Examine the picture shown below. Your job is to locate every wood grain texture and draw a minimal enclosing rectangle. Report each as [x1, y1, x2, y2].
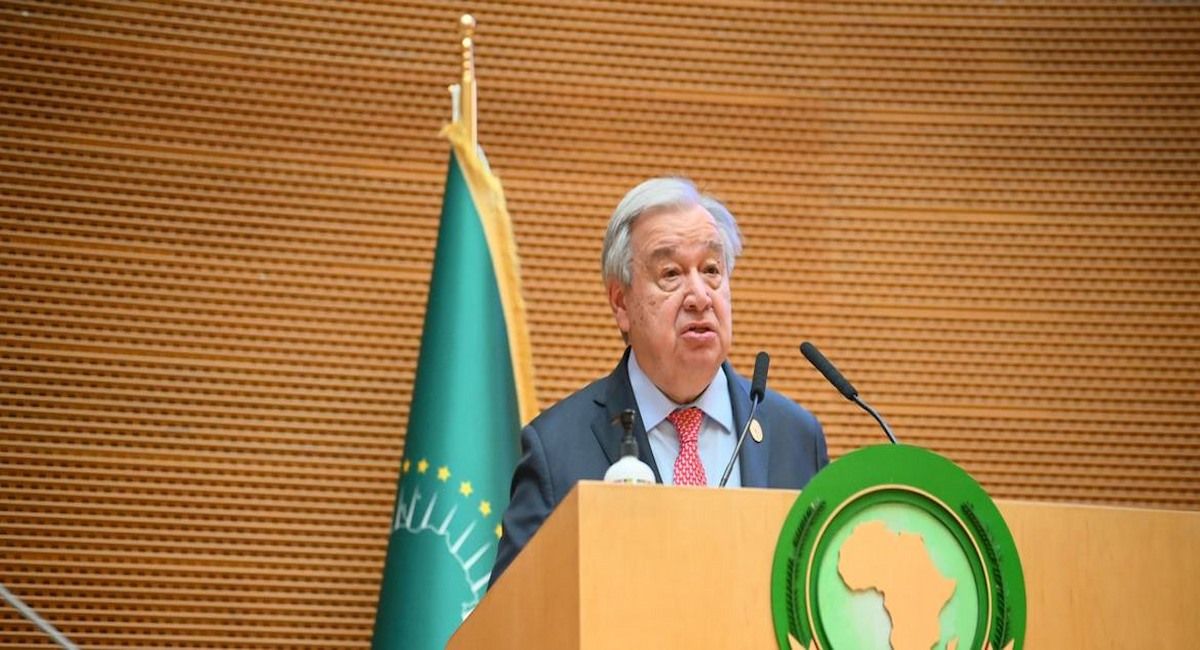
[451, 483, 1200, 649]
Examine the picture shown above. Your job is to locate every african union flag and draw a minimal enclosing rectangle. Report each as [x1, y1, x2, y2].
[370, 120, 537, 650]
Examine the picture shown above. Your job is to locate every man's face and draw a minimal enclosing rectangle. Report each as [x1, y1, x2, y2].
[609, 203, 733, 403]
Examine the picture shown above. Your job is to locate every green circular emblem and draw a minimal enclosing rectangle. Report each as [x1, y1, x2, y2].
[772, 445, 1025, 650]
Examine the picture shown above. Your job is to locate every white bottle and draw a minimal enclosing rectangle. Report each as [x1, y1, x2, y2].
[604, 450, 655, 484]
[604, 409, 655, 484]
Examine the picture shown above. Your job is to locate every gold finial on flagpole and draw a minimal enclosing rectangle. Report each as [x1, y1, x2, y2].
[459, 14, 477, 151]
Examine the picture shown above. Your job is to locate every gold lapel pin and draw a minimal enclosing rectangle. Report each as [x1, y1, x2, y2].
[750, 418, 764, 443]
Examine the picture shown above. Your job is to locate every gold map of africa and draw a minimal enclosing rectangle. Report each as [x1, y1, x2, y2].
[838, 520, 958, 650]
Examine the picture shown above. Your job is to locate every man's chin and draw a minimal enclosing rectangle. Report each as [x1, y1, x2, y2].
[676, 346, 725, 373]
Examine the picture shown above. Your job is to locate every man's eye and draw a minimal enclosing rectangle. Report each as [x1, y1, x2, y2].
[662, 268, 681, 279]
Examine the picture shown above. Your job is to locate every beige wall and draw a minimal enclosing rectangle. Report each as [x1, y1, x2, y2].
[2, 1, 1198, 647]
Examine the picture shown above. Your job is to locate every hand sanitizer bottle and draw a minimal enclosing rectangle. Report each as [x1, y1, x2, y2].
[604, 409, 655, 484]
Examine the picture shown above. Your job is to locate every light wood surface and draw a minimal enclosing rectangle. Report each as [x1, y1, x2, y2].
[451, 482, 1200, 649]
[1008, 500, 1200, 648]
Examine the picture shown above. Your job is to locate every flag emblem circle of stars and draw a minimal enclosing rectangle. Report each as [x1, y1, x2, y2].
[401, 458, 501, 539]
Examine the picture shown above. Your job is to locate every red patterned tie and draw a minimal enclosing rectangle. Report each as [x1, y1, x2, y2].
[667, 407, 707, 486]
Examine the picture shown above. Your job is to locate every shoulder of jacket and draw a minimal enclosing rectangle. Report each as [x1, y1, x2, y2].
[527, 374, 609, 434]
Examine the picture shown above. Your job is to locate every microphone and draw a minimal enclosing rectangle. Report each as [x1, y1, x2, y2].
[749, 350, 769, 402]
[719, 351, 769, 487]
[0, 581, 80, 649]
[604, 409, 655, 484]
[799, 341, 898, 444]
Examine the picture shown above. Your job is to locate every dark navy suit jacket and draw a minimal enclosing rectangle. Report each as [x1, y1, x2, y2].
[490, 349, 829, 584]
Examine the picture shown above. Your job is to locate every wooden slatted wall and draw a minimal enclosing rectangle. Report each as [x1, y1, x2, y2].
[3, 0, 1198, 647]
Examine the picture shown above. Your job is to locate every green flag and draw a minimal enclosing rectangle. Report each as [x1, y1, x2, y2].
[371, 122, 537, 650]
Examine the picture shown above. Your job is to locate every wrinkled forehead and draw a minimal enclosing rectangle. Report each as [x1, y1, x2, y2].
[632, 204, 723, 258]
[644, 238, 725, 265]
[634, 202, 719, 239]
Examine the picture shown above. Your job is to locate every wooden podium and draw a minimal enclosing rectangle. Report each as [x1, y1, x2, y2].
[449, 481, 1200, 649]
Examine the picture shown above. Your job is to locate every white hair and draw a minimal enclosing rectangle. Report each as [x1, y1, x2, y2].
[601, 177, 743, 286]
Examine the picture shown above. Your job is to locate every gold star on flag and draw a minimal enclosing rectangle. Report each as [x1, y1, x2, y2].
[494, 524, 503, 539]
[479, 501, 492, 517]
[437, 466, 450, 482]
[417, 459, 429, 474]
[459, 481, 473, 497]
[401, 459, 410, 474]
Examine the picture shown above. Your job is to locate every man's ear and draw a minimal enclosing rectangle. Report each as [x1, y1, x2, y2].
[608, 281, 630, 334]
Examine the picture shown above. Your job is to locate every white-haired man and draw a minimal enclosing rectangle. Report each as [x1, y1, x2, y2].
[491, 177, 828, 583]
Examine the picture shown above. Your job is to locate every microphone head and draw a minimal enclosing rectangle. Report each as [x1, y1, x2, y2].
[800, 341, 858, 401]
[750, 351, 770, 402]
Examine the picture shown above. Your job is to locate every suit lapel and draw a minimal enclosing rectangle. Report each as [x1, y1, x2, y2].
[727, 361, 769, 487]
[589, 348, 664, 484]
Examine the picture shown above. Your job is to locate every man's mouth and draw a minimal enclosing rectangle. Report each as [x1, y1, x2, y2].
[680, 322, 716, 339]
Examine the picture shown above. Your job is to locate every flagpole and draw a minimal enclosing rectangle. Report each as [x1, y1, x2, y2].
[448, 84, 461, 124]
[441, 14, 537, 426]
[459, 14, 477, 151]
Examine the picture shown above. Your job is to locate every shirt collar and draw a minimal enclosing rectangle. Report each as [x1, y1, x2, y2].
[627, 350, 734, 435]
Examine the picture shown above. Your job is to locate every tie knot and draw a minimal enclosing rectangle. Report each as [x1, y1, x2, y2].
[666, 407, 703, 443]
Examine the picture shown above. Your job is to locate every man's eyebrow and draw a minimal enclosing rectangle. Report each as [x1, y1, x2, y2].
[647, 245, 677, 261]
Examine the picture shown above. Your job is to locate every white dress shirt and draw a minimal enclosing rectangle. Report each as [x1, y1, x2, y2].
[627, 351, 741, 487]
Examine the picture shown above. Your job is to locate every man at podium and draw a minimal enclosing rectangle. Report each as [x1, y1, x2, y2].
[491, 177, 829, 583]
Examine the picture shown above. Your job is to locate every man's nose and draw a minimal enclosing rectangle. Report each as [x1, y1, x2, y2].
[681, 271, 713, 311]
